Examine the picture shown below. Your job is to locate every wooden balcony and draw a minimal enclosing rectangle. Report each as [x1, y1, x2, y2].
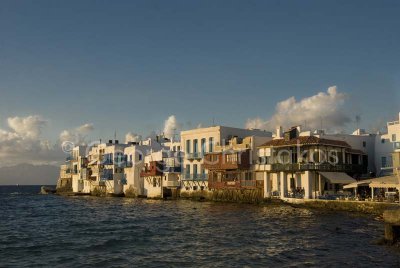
[140, 161, 164, 177]
[203, 150, 250, 170]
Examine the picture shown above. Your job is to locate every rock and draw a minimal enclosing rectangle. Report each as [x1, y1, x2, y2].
[40, 186, 56, 195]
[383, 209, 400, 244]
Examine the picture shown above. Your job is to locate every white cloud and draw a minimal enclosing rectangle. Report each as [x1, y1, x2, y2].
[163, 115, 181, 139]
[0, 116, 95, 167]
[7, 115, 46, 139]
[125, 132, 142, 143]
[0, 115, 62, 167]
[59, 123, 94, 145]
[246, 86, 350, 131]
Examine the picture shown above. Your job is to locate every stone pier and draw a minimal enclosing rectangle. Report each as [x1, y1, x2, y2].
[383, 209, 400, 244]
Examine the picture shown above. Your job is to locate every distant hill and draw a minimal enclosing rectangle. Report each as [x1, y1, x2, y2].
[0, 163, 59, 185]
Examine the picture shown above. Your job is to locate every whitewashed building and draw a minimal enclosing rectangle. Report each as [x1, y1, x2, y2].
[123, 137, 168, 196]
[70, 145, 88, 193]
[87, 140, 128, 195]
[257, 127, 364, 199]
[141, 149, 181, 198]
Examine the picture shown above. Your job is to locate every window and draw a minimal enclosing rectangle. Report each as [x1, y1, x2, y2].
[209, 137, 214, 153]
[193, 164, 198, 175]
[362, 141, 366, 147]
[392, 134, 397, 142]
[186, 140, 191, 153]
[226, 154, 238, 163]
[185, 164, 190, 175]
[177, 146, 181, 151]
[290, 177, 295, 189]
[381, 157, 387, 167]
[381, 139, 385, 144]
[138, 154, 142, 161]
[193, 139, 198, 153]
[201, 138, 206, 153]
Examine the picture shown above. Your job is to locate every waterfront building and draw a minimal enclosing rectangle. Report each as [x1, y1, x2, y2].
[70, 146, 88, 193]
[141, 149, 181, 198]
[180, 126, 272, 195]
[87, 140, 128, 195]
[376, 112, 400, 175]
[123, 137, 167, 196]
[57, 163, 72, 191]
[256, 126, 364, 199]
[204, 135, 271, 191]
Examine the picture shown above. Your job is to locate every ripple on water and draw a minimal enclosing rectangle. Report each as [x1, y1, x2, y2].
[0, 187, 400, 267]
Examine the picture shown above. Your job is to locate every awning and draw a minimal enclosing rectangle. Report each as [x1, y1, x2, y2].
[369, 175, 400, 189]
[319, 172, 356, 184]
[343, 179, 372, 189]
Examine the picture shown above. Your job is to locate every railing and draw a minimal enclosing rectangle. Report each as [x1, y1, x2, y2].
[270, 163, 364, 173]
[388, 121, 399, 126]
[185, 152, 204, 160]
[100, 173, 113, 181]
[164, 167, 181, 173]
[181, 174, 208, 180]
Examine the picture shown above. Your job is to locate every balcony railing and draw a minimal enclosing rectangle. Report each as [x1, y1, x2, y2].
[185, 152, 204, 160]
[164, 167, 181, 173]
[181, 174, 208, 181]
[100, 173, 113, 181]
[269, 163, 364, 173]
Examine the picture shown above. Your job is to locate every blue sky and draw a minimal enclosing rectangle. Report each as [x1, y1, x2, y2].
[0, 0, 399, 143]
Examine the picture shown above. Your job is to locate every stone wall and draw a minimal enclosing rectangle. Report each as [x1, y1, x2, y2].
[287, 199, 399, 215]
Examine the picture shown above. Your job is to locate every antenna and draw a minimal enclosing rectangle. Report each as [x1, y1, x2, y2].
[355, 115, 361, 129]
[212, 117, 215, 127]
[172, 128, 177, 143]
[320, 117, 323, 130]
[114, 130, 117, 141]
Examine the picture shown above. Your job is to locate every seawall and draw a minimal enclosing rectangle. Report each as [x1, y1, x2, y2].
[283, 198, 400, 215]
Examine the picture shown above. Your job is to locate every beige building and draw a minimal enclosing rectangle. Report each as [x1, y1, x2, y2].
[180, 126, 272, 194]
[205, 135, 271, 190]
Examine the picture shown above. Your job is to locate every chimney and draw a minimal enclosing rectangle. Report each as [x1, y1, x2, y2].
[108, 140, 113, 144]
[115, 140, 119, 144]
[276, 126, 283, 138]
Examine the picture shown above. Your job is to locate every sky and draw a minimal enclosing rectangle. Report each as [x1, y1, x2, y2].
[0, 0, 400, 167]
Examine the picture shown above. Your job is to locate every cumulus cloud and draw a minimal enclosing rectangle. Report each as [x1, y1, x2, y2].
[125, 132, 142, 143]
[59, 123, 94, 145]
[0, 115, 62, 167]
[0, 115, 96, 167]
[7, 115, 47, 139]
[163, 115, 181, 139]
[246, 86, 350, 131]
